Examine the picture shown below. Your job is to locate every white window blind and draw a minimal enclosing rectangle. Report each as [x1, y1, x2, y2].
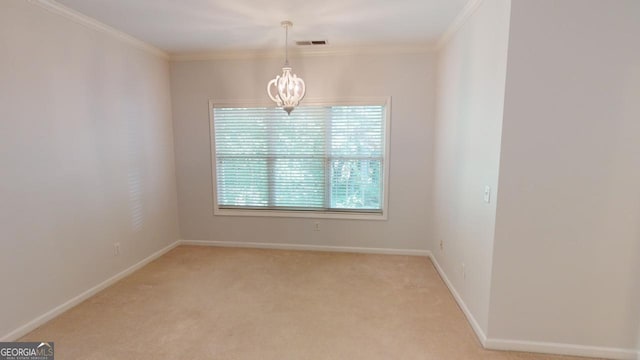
[212, 103, 387, 214]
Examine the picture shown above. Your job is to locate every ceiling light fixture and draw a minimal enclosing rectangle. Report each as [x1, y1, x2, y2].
[267, 21, 306, 115]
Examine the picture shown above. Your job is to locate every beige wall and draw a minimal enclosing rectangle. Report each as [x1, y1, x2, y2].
[0, 1, 179, 339]
[170, 52, 435, 251]
[489, 0, 640, 354]
[433, 0, 511, 336]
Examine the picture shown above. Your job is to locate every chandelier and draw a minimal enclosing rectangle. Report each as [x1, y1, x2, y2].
[267, 21, 306, 115]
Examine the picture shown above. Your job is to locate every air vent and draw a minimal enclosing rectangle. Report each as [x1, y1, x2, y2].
[296, 40, 328, 46]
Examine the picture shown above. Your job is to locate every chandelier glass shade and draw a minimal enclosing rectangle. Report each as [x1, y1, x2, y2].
[267, 21, 305, 115]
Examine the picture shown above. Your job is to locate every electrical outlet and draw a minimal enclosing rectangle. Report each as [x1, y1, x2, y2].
[439, 240, 444, 251]
[314, 222, 320, 231]
[114, 242, 120, 256]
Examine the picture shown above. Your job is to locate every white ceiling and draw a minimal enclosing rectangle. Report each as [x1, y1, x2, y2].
[55, 0, 469, 54]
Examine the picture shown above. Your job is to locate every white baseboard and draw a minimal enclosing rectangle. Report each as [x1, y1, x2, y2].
[484, 338, 638, 360]
[427, 255, 638, 360]
[1, 241, 180, 342]
[427, 253, 488, 345]
[4, 239, 637, 360]
[179, 239, 431, 257]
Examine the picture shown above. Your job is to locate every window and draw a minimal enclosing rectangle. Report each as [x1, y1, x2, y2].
[210, 99, 390, 219]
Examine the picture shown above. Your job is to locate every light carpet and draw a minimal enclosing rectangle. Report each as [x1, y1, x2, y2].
[21, 246, 598, 359]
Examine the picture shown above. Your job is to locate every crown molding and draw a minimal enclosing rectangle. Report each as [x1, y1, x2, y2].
[27, 0, 169, 59]
[436, 0, 484, 50]
[170, 43, 436, 62]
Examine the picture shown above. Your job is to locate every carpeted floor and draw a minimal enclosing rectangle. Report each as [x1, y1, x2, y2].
[21, 246, 598, 359]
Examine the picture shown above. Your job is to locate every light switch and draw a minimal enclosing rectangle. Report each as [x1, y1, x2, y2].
[484, 186, 491, 203]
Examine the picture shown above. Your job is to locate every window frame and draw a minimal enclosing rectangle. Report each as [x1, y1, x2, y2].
[209, 97, 391, 220]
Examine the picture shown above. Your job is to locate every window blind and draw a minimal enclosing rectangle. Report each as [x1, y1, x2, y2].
[213, 104, 386, 213]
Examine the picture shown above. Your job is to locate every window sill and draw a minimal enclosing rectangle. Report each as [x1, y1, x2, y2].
[214, 208, 388, 221]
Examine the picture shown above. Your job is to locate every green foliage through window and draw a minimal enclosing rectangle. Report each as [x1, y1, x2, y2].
[213, 104, 386, 213]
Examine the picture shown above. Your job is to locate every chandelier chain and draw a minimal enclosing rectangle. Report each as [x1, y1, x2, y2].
[284, 23, 289, 66]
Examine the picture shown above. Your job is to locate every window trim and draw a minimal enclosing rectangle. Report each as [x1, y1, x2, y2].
[208, 97, 391, 220]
